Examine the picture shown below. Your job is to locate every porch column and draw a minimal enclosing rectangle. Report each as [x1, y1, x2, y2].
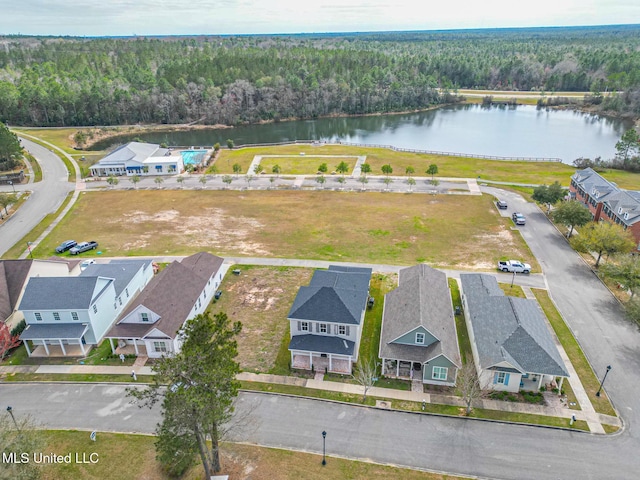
[133, 340, 139, 355]
[109, 338, 115, 354]
[43, 342, 50, 356]
[309, 351, 313, 369]
[396, 360, 400, 377]
[24, 340, 31, 357]
[79, 341, 86, 355]
[59, 339, 67, 356]
[558, 377, 564, 393]
[329, 354, 333, 372]
[381, 358, 385, 376]
[538, 374, 544, 390]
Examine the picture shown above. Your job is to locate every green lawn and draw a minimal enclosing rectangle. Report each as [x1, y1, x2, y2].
[358, 274, 396, 365]
[257, 155, 358, 176]
[449, 278, 472, 364]
[532, 289, 616, 417]
[498, 283, 526, 298]
[30, 190, 536, 271]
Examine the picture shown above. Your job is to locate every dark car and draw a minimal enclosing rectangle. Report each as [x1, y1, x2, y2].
[214, 290, 223, 300]
[55, 240, 77, 253]
[496, 200, 508, 210]
[69, 241, 98, 255]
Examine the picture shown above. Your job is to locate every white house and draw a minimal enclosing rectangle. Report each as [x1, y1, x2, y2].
[18, 260, 153, 357]
[105, 252, 225, 358]
[288, 265, 372, 374]
[89, 142, 184, 177]
[460, 273, 569, 393]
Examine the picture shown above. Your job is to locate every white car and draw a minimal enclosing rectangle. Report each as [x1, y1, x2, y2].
[497, 260, 531, 274]
[80, 259, 96, 271]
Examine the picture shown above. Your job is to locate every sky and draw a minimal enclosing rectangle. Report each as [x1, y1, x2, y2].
[1, 0, 639, 36]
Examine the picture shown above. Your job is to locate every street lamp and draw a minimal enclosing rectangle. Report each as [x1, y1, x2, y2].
[26, 241, 33, 259]
[6, 406, 19, 431]
[8, 180, 15, 193]
[322, 430, 327, 466]
[596, 365, 612, 397]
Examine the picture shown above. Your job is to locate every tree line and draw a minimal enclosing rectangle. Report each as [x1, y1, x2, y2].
[0, 25, 640, 127]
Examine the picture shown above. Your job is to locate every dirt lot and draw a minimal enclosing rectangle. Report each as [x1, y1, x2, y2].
[208, 266, 314, 372]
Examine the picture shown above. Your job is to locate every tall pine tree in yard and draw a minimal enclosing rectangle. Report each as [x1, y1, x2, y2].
[129, 312, 242, 477]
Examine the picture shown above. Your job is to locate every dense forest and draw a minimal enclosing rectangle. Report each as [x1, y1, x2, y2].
[0, 25, 639, 127]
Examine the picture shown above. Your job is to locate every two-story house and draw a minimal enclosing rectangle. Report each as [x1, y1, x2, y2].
[105, 252, 224, 358]
[460, 273, 569, 393]
[288, 265, 372, 374]
[379, 264, 461, 386]
[18, 260, 153, 357]
[1, 258, 76, 331]
[570, 167, 640, 249]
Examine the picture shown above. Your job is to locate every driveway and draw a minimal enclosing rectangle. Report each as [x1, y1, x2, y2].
[0, 138, 74, 256]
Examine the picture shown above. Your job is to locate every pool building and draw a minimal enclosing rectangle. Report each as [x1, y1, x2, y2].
[89, 142, 208, 177]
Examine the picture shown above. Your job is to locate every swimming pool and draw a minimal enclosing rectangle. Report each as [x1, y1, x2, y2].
[181, 150, 208, 165]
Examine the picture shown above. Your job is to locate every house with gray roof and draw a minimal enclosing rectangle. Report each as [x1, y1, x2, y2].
[379, 264, 461, 386]
[18, 259, 153, 357]
[105, 252, 225, 358]
[460, 273, 569, 393]
[89, 141, 184, 177]
[288, 265, 372, 374]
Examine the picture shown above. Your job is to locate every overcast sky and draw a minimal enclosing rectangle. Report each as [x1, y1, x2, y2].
[2, 0, 640, 36]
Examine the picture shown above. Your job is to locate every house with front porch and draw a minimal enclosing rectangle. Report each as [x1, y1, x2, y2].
[460, 273, 569, 393]
[1, 259, 75, 331]
[288, 265, 372, 374]
[379, 264, 461, 386]
[89, 141, 184, 177]
[17, 260, 153, 357]
[105, 252, 224, 358]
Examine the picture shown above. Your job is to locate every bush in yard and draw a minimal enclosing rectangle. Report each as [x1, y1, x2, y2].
[10, 319, 26, 337]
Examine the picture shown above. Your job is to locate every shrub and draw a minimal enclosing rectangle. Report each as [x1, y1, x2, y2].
[10, 320, 26, 337]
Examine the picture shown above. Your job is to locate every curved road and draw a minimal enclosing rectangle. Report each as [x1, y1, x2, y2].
[0, 138, 74, 256]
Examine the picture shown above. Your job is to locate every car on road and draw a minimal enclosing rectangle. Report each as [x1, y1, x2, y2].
[55, 240, 77, 253]
[69, 241, 98, 255]
[512, 212, 526, 225]
[496, 200, 508, 209]
[497, 260, 531, 274]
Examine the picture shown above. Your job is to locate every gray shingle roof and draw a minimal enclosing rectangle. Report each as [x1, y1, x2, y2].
[288, 334, 355, 356]
[106, 252, 223, 340]
[80, 260, 150, 297]
[288, 265, 371, 325]
[460, 273, 568, 377]
[20, 323, 88, 340]
[0, 260, 33, 320]
[18, 276, 107, 310]
[95, 142, 164, 166]
[379, 264, 461, 367]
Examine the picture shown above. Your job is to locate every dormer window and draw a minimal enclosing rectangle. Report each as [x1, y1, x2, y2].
[618, 207, 623, 214]
[416, 332, 425, 344]
[624, 212, 629, 220]
[141, 312, 149, 322]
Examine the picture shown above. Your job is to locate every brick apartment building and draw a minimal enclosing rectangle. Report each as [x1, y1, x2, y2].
[569, 167, 640, 250]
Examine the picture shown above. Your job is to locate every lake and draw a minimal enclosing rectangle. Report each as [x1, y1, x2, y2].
[90, 104, 633, 164]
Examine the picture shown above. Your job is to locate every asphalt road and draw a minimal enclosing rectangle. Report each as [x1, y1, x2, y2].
[0, 384, 635, 480]
[0, 138, 74, 256]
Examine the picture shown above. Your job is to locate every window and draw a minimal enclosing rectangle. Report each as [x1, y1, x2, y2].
[494, 372, 510, 385]
[141, 313, 149, 322]
[34, 312, 42, 321]
[53, 312, 60, 321]
[92, 305, 98, 314]
[433, 366, 448, 381]
[71, 312, 79, 321]
[119, 297, 122, 306]
[299, 322, 309, 332]
[319, 323, 328, 333]
[125, 288, 129, 298]
[153, 341, 168, 353]
[203, 291, 207, 299]
[416, 332, 425, 344]
[338, 325, 346, 335]
[114, 303, 117, 310]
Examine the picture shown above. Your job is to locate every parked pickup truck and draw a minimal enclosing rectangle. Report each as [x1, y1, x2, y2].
[497, 260, 531, 274]
[69, 241, 98, 255]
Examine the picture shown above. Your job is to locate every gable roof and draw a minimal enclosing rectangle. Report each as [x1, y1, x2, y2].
[0, 260, 33, 320]
[288, 265, 371, 325]
[18, 276, 111, 311]
[460, 273, 568, 377]
[80, 260, 151, 297]
[97, 142, 166, 167]
[379, 264, 461, 367]
[106, 252, 223, 340]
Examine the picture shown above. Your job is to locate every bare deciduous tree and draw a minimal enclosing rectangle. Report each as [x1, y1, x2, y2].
[353, 359, 377, 402]
[456, 363, 486, 415]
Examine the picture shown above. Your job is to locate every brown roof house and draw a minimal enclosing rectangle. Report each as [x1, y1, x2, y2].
[105, 252, 225, 358]
[379, 264, 461, 386]
[1, 259, 75, 331]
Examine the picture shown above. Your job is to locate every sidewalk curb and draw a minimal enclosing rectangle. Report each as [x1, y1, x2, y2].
[240, 389, 599, 435]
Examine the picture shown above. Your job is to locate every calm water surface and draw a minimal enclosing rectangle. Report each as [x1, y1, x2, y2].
[91, 105, 633, 164]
